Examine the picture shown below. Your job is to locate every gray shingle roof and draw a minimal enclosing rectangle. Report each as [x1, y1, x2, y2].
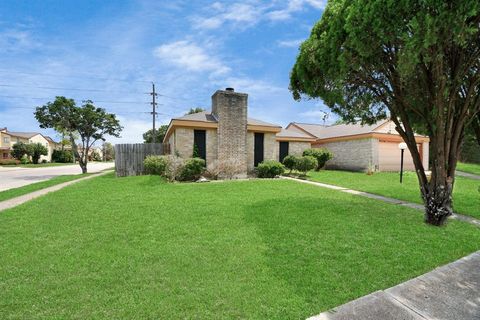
[173, 111, 281, 127]
[277, 127, 315, 139]
[291, 120, 389, 139]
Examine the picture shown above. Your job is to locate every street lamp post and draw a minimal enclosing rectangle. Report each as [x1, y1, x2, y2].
[398, 142, 407, 183]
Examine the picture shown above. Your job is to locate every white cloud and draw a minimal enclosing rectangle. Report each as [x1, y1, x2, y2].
[153, 40, 230, 75]
[268, 0, 327, 21]
[0, 29, 40, 52]
[192, 3, 262, 30]
[277, 38, 303, 48]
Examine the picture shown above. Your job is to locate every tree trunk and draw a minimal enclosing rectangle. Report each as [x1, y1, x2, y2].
[422, 178, 454, 226]
[473, 116, 480, 147]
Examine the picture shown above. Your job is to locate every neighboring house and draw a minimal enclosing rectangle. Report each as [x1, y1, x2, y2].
[163, 88, 315, 177]
[0, 127, 59, 162]
[287, 121, 429, 171]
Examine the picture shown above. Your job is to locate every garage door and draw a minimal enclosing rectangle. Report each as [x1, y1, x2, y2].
[378, 142, 420, 171]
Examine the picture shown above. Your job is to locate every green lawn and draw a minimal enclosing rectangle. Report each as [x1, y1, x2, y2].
[457, 162, 480, 175]
[1, 173, 479, 319]
[307, 170, 480, 219]
[0, 174, 90, 202]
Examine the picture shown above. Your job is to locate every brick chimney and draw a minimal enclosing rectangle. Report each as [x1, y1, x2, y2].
[211, 88, 248, 177]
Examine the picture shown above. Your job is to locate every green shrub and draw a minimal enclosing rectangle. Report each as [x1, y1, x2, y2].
[303, 148, 333, 170]
[295, 156, 317, 175]
[282, 155, 299, 173]
[144, 155, 168, 175]
[20, 154, 29, 164]
[29, 143, 48, 164]
[52, 150, 73, 163]
[257, 160, 285, 178]
[179, 158, 205, 181]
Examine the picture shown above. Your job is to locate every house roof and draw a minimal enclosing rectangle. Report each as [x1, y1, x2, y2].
[276, 127, 316, 139]
[172, 111, 281, 128]
[289, 120, 391, 139]
[6, 131, 40, 139]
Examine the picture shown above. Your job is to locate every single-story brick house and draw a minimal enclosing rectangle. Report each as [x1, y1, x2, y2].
[286, 121, 429, 171]
[163, 88, 315, 177]
[163, 88, 429, 175]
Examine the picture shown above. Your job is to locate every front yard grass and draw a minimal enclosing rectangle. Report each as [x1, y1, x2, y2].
[0, 174, 90, 202]
[307, 170, 480, 219]
[1, 173, 479, 319]
[457, 162, 480, 176]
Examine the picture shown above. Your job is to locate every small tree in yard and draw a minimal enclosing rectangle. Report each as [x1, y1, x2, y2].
[295, 156, 317, 176]
[283, 155, 298, 174]
[291, 1, 480, 226]
[35, 97, 122, 173]
[29, 143, 48, 164]
[10, 142, 31, 161]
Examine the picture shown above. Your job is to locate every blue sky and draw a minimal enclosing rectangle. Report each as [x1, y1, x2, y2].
[0, 0, 332, 143]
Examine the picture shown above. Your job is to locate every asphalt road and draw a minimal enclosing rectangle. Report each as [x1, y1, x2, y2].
[0, 162, 114, 192]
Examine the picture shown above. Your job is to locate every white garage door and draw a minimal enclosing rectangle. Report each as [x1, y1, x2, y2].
[378, 142, 420, 171]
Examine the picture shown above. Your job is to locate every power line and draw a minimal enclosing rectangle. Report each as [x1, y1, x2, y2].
[0, 69, 153, 84]
[0, 95, 150, 104]
[0, 83, 144, 94]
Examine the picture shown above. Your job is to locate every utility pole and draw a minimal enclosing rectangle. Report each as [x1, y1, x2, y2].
[150, 82, 158, 144]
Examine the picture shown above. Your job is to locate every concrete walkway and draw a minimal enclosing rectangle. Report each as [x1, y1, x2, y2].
[0, 170, 112, 212]
[308, 251, 480, 319]
[456, 170, 480, 180]
[281, 176, 480, 227]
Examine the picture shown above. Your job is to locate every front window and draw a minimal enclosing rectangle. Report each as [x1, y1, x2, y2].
[3, 137, 9, 143]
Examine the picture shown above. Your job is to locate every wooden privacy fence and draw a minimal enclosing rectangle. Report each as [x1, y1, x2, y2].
[115, 143, 170, 177]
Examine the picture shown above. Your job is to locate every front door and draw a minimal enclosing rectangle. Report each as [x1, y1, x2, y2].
[254, 133, 264, 167]
[279, 141, 289, 163]
[193, 130, 206, 162]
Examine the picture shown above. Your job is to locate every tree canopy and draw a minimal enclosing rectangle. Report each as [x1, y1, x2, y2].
[143, 125, 168, 143]
[35, 97, 122, 173]
[290, 0, 480, 225]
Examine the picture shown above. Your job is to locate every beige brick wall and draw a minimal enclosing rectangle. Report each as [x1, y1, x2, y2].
[170, 128, 217, 165]
[315, 138, 376, 171]
[247, 132, 254, 171]
[288, 141, 311, 157]
[172, 127, 193, 159]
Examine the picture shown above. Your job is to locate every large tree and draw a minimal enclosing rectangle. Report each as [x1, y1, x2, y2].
[35, 97, 122, 173]
[290, 0, 480, 226]
[143, 125, 168, 143]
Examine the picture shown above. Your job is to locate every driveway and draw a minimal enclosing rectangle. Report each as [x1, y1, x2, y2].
[0, 162, 114, 192]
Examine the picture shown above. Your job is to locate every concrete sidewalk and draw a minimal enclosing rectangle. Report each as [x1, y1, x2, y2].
[281, 176, 480, 227]
[308, 251, 480, 319]
[0, 170, 112, 212]
[456, 170, 480, 180]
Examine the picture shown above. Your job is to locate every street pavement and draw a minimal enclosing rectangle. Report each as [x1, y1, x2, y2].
[0, 162, 114, 192]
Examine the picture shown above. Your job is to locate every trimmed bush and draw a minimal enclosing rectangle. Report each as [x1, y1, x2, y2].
[52, 150, 73, 163]
[282, 155, 299, 174]
[295, 156, 317, 175]
[179, 158, 205, 181]
[303, 148, 333, 170]
[144, 155, 168, 175]
[257, 160, 285, 178]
